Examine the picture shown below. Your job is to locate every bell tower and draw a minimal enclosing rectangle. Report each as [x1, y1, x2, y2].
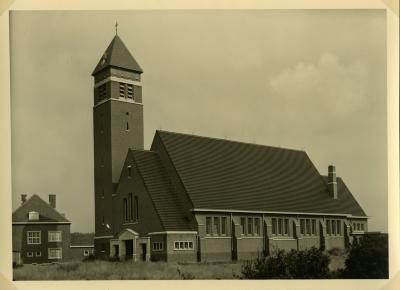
[92, 27, 144, 257]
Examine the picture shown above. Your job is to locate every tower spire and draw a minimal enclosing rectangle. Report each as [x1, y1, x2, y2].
[115, 21, 118, 35]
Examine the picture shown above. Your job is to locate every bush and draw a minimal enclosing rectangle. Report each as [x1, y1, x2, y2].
[242, 247, 330, 279]
[341, 234, 388, 279]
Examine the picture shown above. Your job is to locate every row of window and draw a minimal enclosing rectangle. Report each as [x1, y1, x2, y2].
[300, 219, 317, 236]
[27, 231, 62, 245]
[206, 216, 228, 236]
[123, 193, 139, 222]
[152, 242, 164, 251]
[174, 241, 194, 250]
[326, 219, 342, 235]
[240, 217, 261, 236]
[26, 248, 62, 259]
[353, 222, 365, 231]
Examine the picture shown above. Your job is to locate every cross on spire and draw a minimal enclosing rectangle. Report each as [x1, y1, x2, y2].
[115, 21, 118, 35]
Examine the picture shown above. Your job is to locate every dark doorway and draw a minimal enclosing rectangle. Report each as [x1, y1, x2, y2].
[140, 243, 147, 261]
[125, 240, 133, 260]
[114, 245, 119, 258]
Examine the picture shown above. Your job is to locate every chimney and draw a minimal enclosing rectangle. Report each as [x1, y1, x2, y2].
[328, 165, 338, 199]
[21, 194, 27, 204]
[49, 194, 56, 208]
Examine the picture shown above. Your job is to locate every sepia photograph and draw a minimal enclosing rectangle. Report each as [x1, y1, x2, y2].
[2, 4, 397, 287]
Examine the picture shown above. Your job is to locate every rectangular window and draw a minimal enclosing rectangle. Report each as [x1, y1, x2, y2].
[152, 242, 164, 251]
[360, 223, 364, 231]
[28, 211, 39, 221]
[213, 217, 220, 235]
[221, 217, 227, 235]
[278, 218, 282, 235]
[312, 219, 316, 235]
[306, 219, 311, 235]
[35, 251, 41, 257]
[272, 218, 277, 235]
[127, 166, 132, 178]
[27, 252, 33, 257]
[123, 198, 128, 221]
[206, 217, 212, 235]
[129, 193, 133, 221]
[134, 196, 139, 220]
[327, 220, 331, 235]
[337, 220, 341, 235]
[332, 220, 336, 235]
[300, 219, 305, 235]
[255, 218, 260, 235]
[48, 248, 62, 259]
[48, 231, 62, 242]
[284, 219, 289, 235]
[174, 241, 193, 250]
[27, 231, 41, 244]
[247, 217, 253, 235]
[240, 217, 246, 235]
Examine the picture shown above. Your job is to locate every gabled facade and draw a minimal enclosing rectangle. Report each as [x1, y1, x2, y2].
[92, 33, 368, 262]
[12, 194, 71, 264]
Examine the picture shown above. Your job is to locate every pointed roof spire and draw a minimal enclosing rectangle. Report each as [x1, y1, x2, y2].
[92, 28, 143, 75]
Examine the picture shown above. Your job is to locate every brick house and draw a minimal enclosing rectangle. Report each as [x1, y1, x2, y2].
[92, 32, 368, 262]
[12, 194, 71, 264]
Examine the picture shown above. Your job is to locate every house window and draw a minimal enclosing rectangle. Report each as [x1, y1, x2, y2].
[123, 198, 128, 221]
[26, 252, 34, 257]
[27, 231, 41, 244]
[134, 196, 139, 220]
[35, 251, 41, 257]
[300, 219, 305, 235]
[254, 218, 260, 235]
[247, 217, 253, 235]
[221, 217, 227, 235]
[306, 219, 311, 235]
[174, 241, 193, 250]
[127, 166, 132, 178]
[129, 193, 133, 221]
[206, 217, 212, 235]
[152, 242, 164, 251]
[284, 219, 289, 235]
[272, 218, 277, 235]
[84, 250, 90, 256]
[240, 217, 246, 235]
[213, 217, 220, 235]
[312, 219, 316, 235]
[48, 231, 62, 242]
[28, 211, 39, 221]
[48, 248, 62, 259]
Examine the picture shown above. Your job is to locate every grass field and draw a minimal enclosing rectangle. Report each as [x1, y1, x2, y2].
[13, 252, 347, 280]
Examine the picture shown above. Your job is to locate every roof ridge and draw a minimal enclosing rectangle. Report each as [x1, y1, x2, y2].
[156, 129, 305, 153]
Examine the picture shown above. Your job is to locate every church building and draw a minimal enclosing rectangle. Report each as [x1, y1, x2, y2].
[92, 31, 368, 262]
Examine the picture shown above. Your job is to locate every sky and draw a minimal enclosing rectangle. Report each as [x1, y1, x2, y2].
[10, 10, 387, 233]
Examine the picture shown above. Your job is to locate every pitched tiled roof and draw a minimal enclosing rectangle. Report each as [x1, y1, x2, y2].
[131, 150, 192, 230]
[12, 194, 70, 223]
[155, 130, 367, 217]
[92, 35, 143, 75]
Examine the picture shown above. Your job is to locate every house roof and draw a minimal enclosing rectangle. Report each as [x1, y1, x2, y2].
[92, 35, 143, 75]
[131, 149, 192, 231]
[12, 194, 70, 223]
[154, 130, 367, 217]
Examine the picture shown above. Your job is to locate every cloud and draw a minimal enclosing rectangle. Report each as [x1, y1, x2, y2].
[267, 53, 370, 123]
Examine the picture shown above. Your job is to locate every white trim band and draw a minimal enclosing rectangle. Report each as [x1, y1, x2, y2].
[148, 231, 198, 236]
[70, 245, 94, 248]
[94, 235, 114, 240]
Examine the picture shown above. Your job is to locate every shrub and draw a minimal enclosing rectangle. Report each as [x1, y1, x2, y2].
[242, 247, 330, 279]
[341, 234, 388, 279]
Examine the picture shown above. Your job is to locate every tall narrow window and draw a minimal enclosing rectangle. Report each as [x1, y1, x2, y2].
[312, 219, 316, 235]
[332, 220, 336, 235]
[278, 218, 282, 235]
[123, 198, 128, 221]
[272, 218, 277, 235]
[206, 217, 212, 235]
[129, 193, 133, 221]
[127, 165, 132, 178]
[134, 196, 139, 220]
[300, 219, 305, 235]
[126, 122, 129, 131]
[284, 219, 289, 235]
[337, 220, 341, 235]
[255, 218, 260, 235]
[306, 219, 311, 235]
[213, 217, 220, 235]
[221, 217, 227, 235]
[240, 217, 246, 235]
[247, 217, 253, 235]
[327, 220, 331, 235]
[360, 223, 364, 231]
